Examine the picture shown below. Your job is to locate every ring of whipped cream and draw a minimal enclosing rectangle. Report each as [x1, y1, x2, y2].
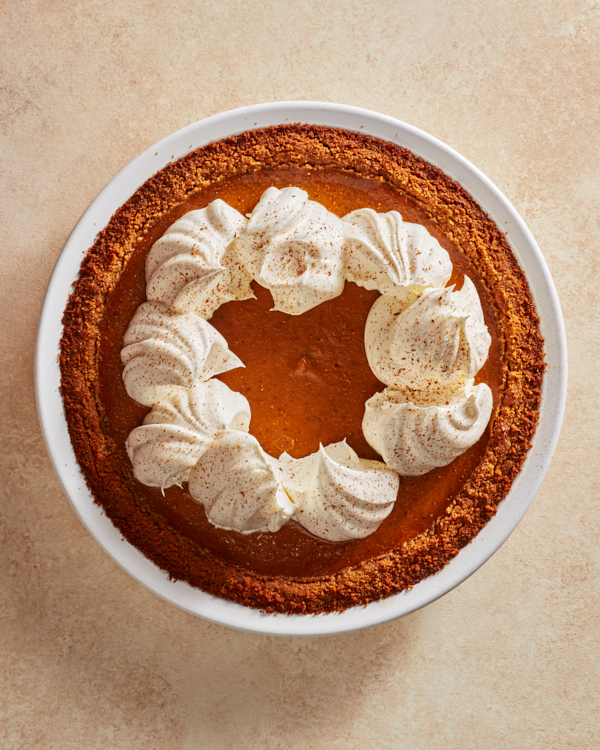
[121, 187, 493, 542]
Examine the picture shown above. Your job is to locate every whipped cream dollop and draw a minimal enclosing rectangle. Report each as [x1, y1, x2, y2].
[188, 431, 294, 534]
[121, 302, 243, 407]
[280, 441, 399, 541]
[146, 200, 254, 320]
[233, 187, 346, 314]
[363, 383, 493, 475]
[126, 379, 250, 489]
[343, 208, 452, 294]
[365, 276, 491, 397]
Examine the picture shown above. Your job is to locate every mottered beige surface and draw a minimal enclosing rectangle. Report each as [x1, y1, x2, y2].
[1, 1, 599, 747]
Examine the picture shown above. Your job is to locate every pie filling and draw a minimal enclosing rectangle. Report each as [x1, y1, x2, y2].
[61, 127, 543, 612]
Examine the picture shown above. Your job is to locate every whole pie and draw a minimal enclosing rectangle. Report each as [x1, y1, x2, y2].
[60, 124, 544, 614]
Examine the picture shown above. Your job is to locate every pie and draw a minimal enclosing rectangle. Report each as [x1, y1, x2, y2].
[59, 124, 544, 614]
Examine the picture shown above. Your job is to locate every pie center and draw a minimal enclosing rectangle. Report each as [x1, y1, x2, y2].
[211, 280, 382, 461]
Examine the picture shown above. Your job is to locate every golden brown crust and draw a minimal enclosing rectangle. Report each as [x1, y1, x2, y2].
[60, 125, 544, 614]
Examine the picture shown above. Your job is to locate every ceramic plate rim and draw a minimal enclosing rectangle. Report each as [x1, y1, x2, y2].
[35, 101, 567, 637]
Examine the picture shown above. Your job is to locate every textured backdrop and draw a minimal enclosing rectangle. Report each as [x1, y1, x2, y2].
[1, 1, 599, 748]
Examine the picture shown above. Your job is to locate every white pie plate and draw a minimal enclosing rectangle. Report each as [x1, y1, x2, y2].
[35, 102, 567, 637]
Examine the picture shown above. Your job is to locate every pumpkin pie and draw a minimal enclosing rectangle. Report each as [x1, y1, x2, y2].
[59, 125, 544, 614]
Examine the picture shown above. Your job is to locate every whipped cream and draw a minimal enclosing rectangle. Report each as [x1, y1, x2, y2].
[122, 188, 498, 540]
[343, 208, 452, 294]
[365, 276, 491, 397]
[146, 200, 254, 320]
[126, 379, 250, 489]
[280, 441, 399, 541]
[121, 301, 243, 406]
[363, 383, 493, 475]
[188, 431, 294, 534]
[233, 187, 346, 314]
[126, 379, 293, 533]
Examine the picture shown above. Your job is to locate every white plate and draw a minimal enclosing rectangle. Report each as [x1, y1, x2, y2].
[35, 102, 567, 637]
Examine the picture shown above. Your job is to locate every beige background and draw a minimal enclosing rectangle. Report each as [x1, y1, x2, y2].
[1, 0, 599, 747]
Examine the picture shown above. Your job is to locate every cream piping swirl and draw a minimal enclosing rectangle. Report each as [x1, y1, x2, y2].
[146, 200, 253, 320]
[233, 186, 346, 315]
[121, 302, 243, 407]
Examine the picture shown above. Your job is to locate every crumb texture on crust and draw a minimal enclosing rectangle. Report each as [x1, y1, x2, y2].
[60, 125, 545, 614]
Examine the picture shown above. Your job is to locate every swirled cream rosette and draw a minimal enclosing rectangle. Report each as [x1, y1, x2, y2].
[121, 187, 493, 542]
